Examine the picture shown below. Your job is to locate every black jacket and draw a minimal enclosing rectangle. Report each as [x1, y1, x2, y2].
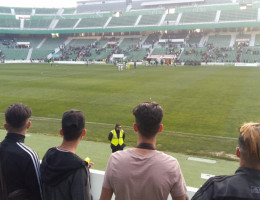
[0, 133, 43, 200]
[191, 167, 260, 200]
[40, 147, 92, 200]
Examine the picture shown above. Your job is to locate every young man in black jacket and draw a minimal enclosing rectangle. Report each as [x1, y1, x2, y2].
[192, 122, 260, 200]
[0, 103, 43, 200]
[40, 109, 92, 200]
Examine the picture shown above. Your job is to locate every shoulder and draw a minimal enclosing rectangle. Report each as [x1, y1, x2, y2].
[13, 143, 41, 170]
[192, 175, 235, 200]
[74, 165, 89, 176]
[69, 165, 90, 185]
[201, 175, 232, 188]
[108, 149, 133, 161]
[46, 147, 84, 164]
[16, 142, 39, 160]
[154, 151, 179, 164]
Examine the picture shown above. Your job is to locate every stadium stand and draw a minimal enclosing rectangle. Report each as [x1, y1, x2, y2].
[164, 13, 179, 24]
[24, 18, 52, 29]
[144, 32, 160, 45]
[77, 17, 109, 28]
[119, 38, 140, 49]
[180, 11, 217, 24]
[138, 14, 162, 25]
[0, 1, 260, 66]
[107, 15, 138, 27]
[0, 7, 11, 14]
[29, 37, 66, 60]
[152, 47, 168, 54]
[62, 8, 76, 14]
[241, 47, 260, 63]
[0, 18, 20, 28]
[69, 39, 97, 46]
[1, 48, 29, 60]
[186, 33, 203, 45]
[207, 35, 232, 47]
[55, 19, 78, 29]
[127, 48, 147, 61]
[14, 7, 32, 15]
[35, 8, 59, 15]
[219, 8, 258, 21]
[0, 39, 29, 60]
[161, 32, 188, 40]
[236, 34, 251, 40]
[76, 2, 126, 13]
[254, 34, 260, 46]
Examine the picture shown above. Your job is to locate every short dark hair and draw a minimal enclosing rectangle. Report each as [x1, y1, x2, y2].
[115, 124, 121, 129]
[62, 109, 85, 141]
[133, 102, 164, 139]
[5, 103, 32, 131]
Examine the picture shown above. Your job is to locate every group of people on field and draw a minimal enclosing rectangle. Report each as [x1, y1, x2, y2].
[0, 102, 260, 200]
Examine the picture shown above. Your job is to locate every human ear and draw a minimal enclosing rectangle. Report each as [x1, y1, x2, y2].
[158, 124, 163, 133]
[133, 123, 138, 132]
[26, 121, 31, 129]
[82, 129, 87, 137]
[59, 129, 64, 136]
[4, 124, 8, 130]
[236, 147, 241, 158]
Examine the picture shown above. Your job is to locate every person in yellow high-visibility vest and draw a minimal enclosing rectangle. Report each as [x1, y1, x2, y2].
[108, 124, 125, 153]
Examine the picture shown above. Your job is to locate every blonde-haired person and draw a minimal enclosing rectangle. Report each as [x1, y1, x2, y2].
[192, 122, 260, 200]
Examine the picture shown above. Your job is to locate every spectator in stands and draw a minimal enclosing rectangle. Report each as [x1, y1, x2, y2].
[40, 109, 92, 200]
[100, 102, 187, 200]
[0, 103, 43, 200]
[192, 122, 260, 200]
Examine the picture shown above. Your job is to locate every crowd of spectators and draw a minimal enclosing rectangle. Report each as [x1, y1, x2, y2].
[181, 41, 260, 64]
[54, 37, 147, 62]
[2, 32, 260, 64]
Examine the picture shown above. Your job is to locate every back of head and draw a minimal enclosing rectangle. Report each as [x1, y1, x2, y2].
[5, 103, 32, 132]
[133, 101, 164, 139]
[238, 122, 260, 166]
[62, 109, 85, 141]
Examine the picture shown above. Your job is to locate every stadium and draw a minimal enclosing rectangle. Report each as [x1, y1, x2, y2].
[0, 0, 260, 199]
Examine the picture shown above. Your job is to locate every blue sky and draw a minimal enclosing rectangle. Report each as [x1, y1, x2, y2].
[0, 0, 78, 8]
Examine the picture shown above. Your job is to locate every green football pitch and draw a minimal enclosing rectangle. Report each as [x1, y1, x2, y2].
[1, 62, 258, 187]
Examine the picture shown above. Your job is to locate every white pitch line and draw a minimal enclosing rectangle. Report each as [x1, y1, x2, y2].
[0, 113, 237, 140]
[188, 157, 216, 164]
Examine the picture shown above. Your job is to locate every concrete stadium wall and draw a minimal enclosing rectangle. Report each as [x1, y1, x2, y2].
[90, 169, 198, 200]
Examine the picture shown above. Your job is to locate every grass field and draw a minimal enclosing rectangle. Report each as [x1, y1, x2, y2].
[1, 63, 260, 161]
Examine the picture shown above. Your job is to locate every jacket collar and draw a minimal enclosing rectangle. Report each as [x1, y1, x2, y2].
[5, 132, 25, 143]
[236, 166, 260, 179]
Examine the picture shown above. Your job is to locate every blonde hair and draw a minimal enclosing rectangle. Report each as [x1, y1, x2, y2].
[239, 122, 260, 162]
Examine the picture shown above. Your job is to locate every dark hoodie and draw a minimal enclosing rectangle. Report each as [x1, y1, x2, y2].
[40, 147, 92, 200]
